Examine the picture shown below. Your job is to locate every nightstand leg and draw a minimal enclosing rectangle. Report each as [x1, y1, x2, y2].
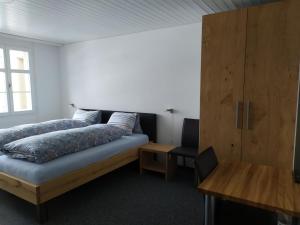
[166, 153, 176, 181]
[139, 151, 143, 175]
[165, 153, 168, 181]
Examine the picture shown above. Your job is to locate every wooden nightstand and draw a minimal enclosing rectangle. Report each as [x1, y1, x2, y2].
[139, 143, 176, 181]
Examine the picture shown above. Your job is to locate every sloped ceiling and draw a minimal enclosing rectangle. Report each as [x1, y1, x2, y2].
[0, 0, 276, 45]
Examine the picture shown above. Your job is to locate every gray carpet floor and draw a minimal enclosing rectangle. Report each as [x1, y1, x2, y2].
[0, 164, 204, 225]
[0, 163, 280, 225]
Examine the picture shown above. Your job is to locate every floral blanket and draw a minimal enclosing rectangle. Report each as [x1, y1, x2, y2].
[1, 124, 126, 164]
[0, 119, 89, 148]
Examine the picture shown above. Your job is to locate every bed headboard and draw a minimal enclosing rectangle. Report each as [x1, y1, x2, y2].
[82, 109, 157, 142]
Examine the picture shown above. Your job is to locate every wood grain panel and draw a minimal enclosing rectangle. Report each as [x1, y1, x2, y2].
[39, 148, 139, 203]
[198, 162, 300, 217]
[0, 172, 38, 204]
[139, 143, 175, 153]
[200, 9, 247, 161]
[242, 1, 300, 169]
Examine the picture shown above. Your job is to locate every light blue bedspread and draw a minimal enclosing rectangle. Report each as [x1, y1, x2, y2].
[0, 119, 89, 148]
[2, 124, 127, 164]
[0, 134, 148, 184]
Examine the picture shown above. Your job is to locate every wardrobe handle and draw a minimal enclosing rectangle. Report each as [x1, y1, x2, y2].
[245, 101, 251, 130]
[235, 101, 243, 129]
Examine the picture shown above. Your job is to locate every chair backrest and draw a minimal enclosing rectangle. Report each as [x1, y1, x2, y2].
[181, 118, 199, 148]
[195, 147, 218, 183]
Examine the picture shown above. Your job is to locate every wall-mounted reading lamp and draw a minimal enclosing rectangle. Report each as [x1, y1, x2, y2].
[165, 108, 175, 114]
[69, 103, 76, 108]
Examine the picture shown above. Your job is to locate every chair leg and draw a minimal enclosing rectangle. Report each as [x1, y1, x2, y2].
[194, 167, 198, 187]
[183, 156, 186, 167]
[36, 203, 48, 224]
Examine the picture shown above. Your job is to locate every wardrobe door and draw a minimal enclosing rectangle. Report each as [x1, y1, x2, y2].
[243, 2, 300, 169]
[200, 9, 247, 161]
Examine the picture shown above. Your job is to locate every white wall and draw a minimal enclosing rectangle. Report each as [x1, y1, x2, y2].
[0, 35, 62, 128]
[60, 23, 201, 145]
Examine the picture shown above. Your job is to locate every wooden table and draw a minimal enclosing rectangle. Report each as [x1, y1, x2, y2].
[198, 161, 300, 225]
[139, 143, 176, 181]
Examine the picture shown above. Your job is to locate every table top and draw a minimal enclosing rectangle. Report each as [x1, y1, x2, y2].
[140, 143, 176, 153]
[198, 161, 300, 217]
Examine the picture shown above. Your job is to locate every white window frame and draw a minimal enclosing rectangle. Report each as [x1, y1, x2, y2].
[0, 45, 35, 116]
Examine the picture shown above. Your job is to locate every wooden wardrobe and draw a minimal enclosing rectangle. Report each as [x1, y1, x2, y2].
[200, 0, 300, 169]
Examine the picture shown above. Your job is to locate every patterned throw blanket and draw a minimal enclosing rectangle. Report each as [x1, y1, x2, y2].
[0, 119, 89, 148]
[1, 124, 127, 164]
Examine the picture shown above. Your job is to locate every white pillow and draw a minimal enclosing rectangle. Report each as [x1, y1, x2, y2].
[133, 114, 143, 134]
[72, 109, 101, 125]
[107, 112, 137, 135]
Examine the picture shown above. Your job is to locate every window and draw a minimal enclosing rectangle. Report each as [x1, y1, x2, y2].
[0, 47, 33, 114]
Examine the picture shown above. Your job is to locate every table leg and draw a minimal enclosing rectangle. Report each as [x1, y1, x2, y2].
[204, 195, 215, 225]
[292, 216, 299, 225]
[204, 195, 209, 225]
[278, 213, 298, 225]
[211, 196, 215, 225]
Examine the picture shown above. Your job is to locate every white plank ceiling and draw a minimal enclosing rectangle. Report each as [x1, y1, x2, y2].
[0, 0, 276, 45]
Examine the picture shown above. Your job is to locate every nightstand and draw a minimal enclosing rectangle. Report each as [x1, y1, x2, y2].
[139, 143, 176, 181]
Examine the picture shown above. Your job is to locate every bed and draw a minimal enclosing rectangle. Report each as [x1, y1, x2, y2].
[0, 110, 157, 222]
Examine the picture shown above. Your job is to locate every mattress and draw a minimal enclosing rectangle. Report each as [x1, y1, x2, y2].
[0, 134, 148, 185]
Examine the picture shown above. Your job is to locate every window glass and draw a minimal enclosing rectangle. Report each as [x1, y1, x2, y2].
[11, 73, 32, 112]
[0, 93, 8, 113]
[9, 50, 30, 70]
[13, 93, 32, 112]
[0, 71, 8, 113]
[0, 72, 6, 92]
[0, 48, 4, 69]
[11, 73, 31, 92]
[0, 48, 33, 114]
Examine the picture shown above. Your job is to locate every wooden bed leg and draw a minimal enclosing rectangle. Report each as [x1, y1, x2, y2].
[36, 203, 48, 224]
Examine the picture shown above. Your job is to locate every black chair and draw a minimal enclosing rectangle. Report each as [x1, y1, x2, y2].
[194, 146, 218, 184]
[171, 118, 199, 167]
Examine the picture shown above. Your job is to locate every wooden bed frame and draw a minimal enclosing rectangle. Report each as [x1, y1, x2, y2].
[0, 110, 157, 223]
[0, 147, 139, 205]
